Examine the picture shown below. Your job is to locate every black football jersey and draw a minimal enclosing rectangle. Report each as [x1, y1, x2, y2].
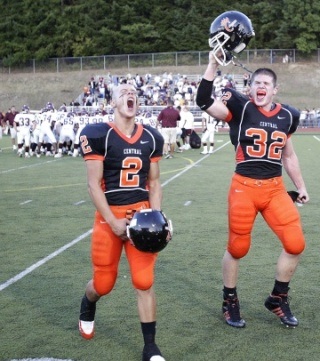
[221, 88, 300, 179]
[80, 122, 164, 205]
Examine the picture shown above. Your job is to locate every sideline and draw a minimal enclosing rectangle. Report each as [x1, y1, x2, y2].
[0, 141, 230, 292]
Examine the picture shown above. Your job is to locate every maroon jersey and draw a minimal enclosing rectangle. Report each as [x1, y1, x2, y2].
[221, 88, 300, 179]
[157, 106, 180, 127]
[4, 111, 19, 127]
[80, 122, 164, 205]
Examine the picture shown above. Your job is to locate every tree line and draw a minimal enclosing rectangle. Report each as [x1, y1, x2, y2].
[0, 0, 319, 66]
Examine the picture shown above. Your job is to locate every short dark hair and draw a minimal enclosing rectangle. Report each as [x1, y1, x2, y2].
[250, 68, 277, 86]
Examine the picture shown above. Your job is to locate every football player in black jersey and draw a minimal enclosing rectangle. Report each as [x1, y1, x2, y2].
[78, 83, 168, 361]
[197, 51, 309, 329]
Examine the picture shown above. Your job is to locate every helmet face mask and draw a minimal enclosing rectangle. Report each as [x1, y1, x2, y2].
[127, 209, 172, 253]
[209, 10, 255, 66]
[208, 32, 234, 66]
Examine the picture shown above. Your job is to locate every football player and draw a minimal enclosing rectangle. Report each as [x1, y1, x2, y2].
[37, 102, 58, 156]
[54, 112, 79, 158]
[197, 10, 308, 329]
[200, 111, 218, 154]
[78, 83, 168, 361]
[13, 105, 35, 158]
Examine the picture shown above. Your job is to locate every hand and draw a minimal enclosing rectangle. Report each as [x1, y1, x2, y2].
[296, 189, 309, 204]
[166, 219, 173, 242]
[109, 217, 130, 241]
[209, 51, 219, 66]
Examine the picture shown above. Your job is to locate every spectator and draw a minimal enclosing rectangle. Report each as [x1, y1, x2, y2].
[4, 106, 19, 151]
[157, 98, 180, 159]
[282, 54, 289, 63]
[309, 108, 316, 127]
[98, 103, 107, 115]
[98, 77, 106, 99]
[243, 72, 250, 87]
[299, 109, 308, 128]
[88, 77, 97, 95]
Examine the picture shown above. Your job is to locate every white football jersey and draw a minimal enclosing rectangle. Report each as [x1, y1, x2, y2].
[14, 113, 35, 129]
[202, 112, 217, 131]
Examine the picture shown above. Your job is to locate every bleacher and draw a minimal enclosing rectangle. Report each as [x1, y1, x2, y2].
[73, 72, 246, 130]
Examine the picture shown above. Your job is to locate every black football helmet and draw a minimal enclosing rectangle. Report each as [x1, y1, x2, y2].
[127, 209, 172, 253]
[287, 190, 299, 202]
[209, 10, 255, 66]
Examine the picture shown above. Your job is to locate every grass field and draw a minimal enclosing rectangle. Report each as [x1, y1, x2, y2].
[1, 131, 320, 361]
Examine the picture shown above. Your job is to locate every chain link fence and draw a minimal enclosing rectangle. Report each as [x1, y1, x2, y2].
[1, 49, 320, 74]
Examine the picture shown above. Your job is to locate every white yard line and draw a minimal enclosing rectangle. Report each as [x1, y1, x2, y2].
[0, 230, 92, 291]
[0, 159, 59, 174]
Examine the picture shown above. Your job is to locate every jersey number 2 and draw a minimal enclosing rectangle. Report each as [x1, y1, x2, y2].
[120, 157, 142, 187]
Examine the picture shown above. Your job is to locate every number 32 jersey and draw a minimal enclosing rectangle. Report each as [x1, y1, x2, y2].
[80, 122, 164, 205]
[221, 88, 300, 179]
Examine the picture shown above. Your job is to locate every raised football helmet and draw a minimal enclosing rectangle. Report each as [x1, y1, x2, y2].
[209, 10, 255, 66]
[127, 209, 172, 253]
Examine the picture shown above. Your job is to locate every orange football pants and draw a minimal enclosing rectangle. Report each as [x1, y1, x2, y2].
[227, 173, 306, 259]
[91, 201, 158, 296]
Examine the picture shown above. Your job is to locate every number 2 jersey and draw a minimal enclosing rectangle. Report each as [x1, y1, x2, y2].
[221, 88, 300, 179]
[80, 122, 164, 205]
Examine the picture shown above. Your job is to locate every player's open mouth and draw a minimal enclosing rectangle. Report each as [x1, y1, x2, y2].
[257, 90, 266, 100]
[127, 99, 134, 109]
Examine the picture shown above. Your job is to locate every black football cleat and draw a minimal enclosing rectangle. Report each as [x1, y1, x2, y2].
[264, 293, 299, 327]
[222, 295, 246, 328]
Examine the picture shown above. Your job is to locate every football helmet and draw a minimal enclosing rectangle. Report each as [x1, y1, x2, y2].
[59, 105, 67, 112]
[127, 209, 172, 253]
[46, 102, 55, 111]
[287, 190, 299, 202]
[22, 105, 30, 113]
[209, 10, 255, 66]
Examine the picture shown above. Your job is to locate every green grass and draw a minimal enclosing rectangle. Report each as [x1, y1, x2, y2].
[1, 132, 320, 361]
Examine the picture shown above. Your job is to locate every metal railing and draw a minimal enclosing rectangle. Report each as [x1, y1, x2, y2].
[1, 49, 320, 74]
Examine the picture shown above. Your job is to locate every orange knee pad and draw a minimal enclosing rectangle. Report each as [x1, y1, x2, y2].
[227, 233, 251, 259]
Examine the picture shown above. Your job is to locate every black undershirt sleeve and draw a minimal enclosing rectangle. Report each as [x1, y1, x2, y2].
[196, 79, 215, 110]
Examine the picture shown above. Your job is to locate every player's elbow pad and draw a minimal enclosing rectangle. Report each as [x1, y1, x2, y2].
[196, 79, 215, 110]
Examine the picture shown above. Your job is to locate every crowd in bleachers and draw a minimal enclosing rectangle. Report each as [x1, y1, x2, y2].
[78, 70, 242, 109]
[1, 70, 320, 156]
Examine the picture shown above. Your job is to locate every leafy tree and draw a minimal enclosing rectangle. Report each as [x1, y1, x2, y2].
[0, 0, 319, 65]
